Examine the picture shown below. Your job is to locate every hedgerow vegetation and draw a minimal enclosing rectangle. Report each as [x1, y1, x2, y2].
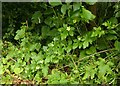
[0, 2, 120, 84]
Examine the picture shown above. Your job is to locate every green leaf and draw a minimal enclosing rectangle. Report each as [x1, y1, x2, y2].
[0, 40, 2, 51]
[80, 50, 86, 58]
[34, 72, 42, 81]
[14, 28, 25, 40]
[43, 46, 48, 51]
[73, 42, 79, 49]
[106, 35, 117, 40]
[81, 8, 95, 22]
[82, 71, 89, 80]
[42, 65, 48, 76]
[69, 30, 74, 36]
[73, 3, 81, 11]
[49, 0, 62, 7]
[115, 11, 120, 17]
[66, 41, 72, 53]
[108, 17, 118, 24]
[61, 30, 68, 40]
[83, 41, 89, 49]
[41, 26, 50, 37]
[86, 46, 96, 54]
[44, 17, 52, 26]
[0, 69, 4, 75]
[32, 11, 42, 24]
[114, 40, 120, 51]
[61, 4, 67, 15]
[44, 8, 54, 15]
[79, 42, 83, 49]
[14, 68, 23, 74]
[71, 10, 80, 19]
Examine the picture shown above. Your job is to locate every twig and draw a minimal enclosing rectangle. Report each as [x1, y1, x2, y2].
[58, 48, 116, 70]
[10, 57, 16, 62]
[77, 48, 116, 62]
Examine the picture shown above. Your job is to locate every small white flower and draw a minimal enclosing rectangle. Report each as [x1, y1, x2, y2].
[36, 66, 40, 69]
[67, 26, 70, 31]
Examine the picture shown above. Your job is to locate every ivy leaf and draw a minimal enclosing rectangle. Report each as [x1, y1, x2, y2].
[45, 57, 51, 64]
[34, 72, 42, 81]
[43, 46, 48, 51]
[61, 4, 67, 15]
[42, 65, 48, 76]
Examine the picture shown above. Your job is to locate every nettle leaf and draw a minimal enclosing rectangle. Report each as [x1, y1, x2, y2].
[115, 11, 120, 17]
[61, 4, 67, 15]
[41, 26, 50, 37]
[81, 7, 95, 22]
[44, 8, 54, 15]
[49, 0, 62, 7]
[44, 17, 52, 26]
[32, 11, 42, 24]
[108, 17, 118, 24]
[86, 46, 96, 55]
[71, 10, 80, 19]
[14, 27, 25, 40]
[114, 40, 120, 51]
[106, 34, 117, 40]
[80, 50, 86, 58]
[73, 3, 81, 11]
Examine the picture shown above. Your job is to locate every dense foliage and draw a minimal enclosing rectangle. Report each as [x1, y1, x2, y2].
[0, 2, 120, 84]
